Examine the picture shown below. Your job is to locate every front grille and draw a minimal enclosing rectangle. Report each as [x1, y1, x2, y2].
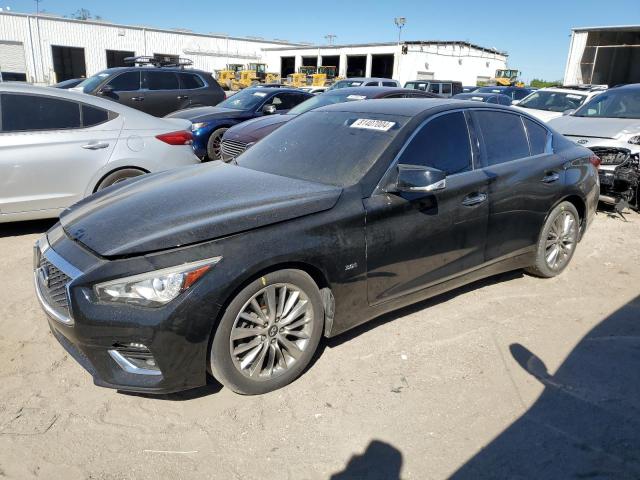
[590, 147, 631, 166]
[220, 139, 247, 161]
[34, 242, 75, 325]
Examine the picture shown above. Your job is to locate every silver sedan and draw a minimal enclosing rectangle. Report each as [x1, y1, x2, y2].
[0, 83, 200, 223]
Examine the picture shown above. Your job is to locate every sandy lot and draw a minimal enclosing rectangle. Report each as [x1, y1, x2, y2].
[0, 210, 639, 479]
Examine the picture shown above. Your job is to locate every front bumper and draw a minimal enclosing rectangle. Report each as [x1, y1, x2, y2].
[34, 227, 223, 394]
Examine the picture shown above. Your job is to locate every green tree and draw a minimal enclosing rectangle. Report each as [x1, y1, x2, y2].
[530, 78, 563, 88]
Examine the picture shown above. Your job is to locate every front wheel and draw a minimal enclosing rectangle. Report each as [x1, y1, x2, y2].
[526, 201, 580, 278]
[209, 269, 324, 395]
[206, 127, 228, 161]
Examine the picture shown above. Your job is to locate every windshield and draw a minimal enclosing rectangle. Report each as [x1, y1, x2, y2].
[76, 72, 110, 93]
[329, 80, 366, 90]
[217, 89, 269, 110]
[518, 91, 586, 112]
[574, 89, 640, 119]
[237, 111, 408, 186]
[288, 92, 369, 116]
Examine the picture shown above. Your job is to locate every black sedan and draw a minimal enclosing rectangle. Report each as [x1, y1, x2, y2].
[35, 99, 599, 395]
[167, 87, 312, 160]
[221, 86, 439, 161]
[453, 92, 513, 105]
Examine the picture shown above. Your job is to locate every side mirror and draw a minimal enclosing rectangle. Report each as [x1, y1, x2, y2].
[563, 109, 576, 116]
[395, 164, 446, 193]
[98, 84, 114, 96]
[511, 100, 520, 105]
[262, 104, 277, 115]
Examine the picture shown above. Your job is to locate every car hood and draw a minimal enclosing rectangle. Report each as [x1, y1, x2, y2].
[224, 114, 294, 143]
[513, 107, 562, 123]
[60, 163, 342, 257]
[548, 116, 640, 139]
[166, 106, 250, 122]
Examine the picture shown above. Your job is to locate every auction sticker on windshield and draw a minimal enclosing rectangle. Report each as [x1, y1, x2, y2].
[253, 92, 267, 97]
[346, 95, 367, 100]
[350, 118, 396, 131]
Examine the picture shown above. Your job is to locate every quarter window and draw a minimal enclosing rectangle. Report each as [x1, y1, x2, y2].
[179, 73, 205, 89]
[524, 118, 548, 155]
[1, 94, 81, 131]
[107, 71, 140, 91]
[143, 71, 179, 90]
[474, 111, 530, 166]
[441, 83, 452, 95]
[399, 111, 472, 175]
[82, 104, 110, 127]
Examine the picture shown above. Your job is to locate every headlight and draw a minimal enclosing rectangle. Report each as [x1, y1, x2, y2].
[191, 122, 208, 131]
[94, 257, 221, 307]
[628, 135, 640, 145]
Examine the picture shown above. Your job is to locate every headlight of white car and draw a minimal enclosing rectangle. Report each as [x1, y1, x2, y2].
[191, 122, 208, 131]
[94, 257, 221, 307]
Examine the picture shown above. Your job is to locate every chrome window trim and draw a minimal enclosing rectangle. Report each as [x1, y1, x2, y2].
[108, 350, 163, 376]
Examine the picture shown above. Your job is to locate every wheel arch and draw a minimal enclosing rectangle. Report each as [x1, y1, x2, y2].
[92, 166, 149, 193]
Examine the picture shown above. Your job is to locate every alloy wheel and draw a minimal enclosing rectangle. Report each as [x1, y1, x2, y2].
[229, 283, 313, 380]
[545, 211, 577, 271]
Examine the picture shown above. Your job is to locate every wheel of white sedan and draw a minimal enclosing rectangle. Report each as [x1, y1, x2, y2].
[209, 269, 324, 394]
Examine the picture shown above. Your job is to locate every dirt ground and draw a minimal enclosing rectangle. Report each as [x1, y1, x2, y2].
[0, 210, 639, 479]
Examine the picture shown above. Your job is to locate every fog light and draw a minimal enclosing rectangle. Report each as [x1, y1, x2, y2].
[109, 343, 161, 376]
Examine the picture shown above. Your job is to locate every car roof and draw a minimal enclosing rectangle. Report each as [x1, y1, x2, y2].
[405, 79, 461, 83]
[314, 97, 515, 117]
[336, 77, 397, 82]
[323, 86, 427, 97]
[610, 83, 640, 91]
[95, 66, 210, 75]
[454, 92, 510, 99]
[245, 86, 306, 94]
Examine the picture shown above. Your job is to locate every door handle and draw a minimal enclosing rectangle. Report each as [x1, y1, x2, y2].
[177, 95, 189, 100]
[131, 96, 145, 101]
[462, 192, 487, 207]
[541, 172, 560, 183]
[82, 142, 109, 150]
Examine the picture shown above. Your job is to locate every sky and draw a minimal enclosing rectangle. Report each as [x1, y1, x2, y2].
[4, 0, 640, 81]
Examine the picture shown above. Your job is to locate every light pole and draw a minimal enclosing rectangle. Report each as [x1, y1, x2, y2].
[394, 17, 406, 45]
[324, 34, 336, 46]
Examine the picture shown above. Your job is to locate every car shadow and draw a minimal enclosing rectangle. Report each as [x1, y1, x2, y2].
[449, 295, 640, 479]
[0, 219, 56, 238]
[330, 439, 403, 480]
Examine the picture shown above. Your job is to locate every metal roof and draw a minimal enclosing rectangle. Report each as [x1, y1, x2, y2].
[262, 40, 506, 56]
[572, 25, 640, 33]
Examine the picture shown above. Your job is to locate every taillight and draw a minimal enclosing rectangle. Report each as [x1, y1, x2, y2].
[156, 131, 193, 145]
[589, 154, 601, 170]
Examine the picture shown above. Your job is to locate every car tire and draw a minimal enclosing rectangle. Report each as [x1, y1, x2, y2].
[95, 168, 146, 192]
[206, 127, 228, 161]
[526, 201, 580, 278]
[209, 269, 324, 395]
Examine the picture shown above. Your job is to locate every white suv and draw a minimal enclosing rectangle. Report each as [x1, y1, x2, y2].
[513, 86, 606, 123]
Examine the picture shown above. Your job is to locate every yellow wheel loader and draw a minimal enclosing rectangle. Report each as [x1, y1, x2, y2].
[493, 69, 525, 87]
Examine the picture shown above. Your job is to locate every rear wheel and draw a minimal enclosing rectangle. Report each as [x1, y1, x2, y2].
[206, 127, 228, 161]
[526, 201, 580, 278]
[95, 168, 146, 191]
[209, 269, 324, 395]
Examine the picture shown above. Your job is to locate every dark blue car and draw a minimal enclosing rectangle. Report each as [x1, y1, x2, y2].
[474, 86, 534, 101]
[166, 87, 312, 160]
[453, 92, 513, 106]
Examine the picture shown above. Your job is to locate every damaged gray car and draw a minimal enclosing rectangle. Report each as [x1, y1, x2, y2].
[549, 84, 640, 211]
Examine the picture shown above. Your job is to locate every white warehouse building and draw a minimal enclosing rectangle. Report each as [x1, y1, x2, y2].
[0, 11, 507, 87]
[0, 11, 302, 84]
[262, 41, 508, 87]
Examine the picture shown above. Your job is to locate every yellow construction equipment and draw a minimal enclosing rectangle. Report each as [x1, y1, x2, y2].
[309, 66, 337, 86]
[216, 64, 244, 90]
[265, 72, 281, 84]
[493, 69, 525, 87]
[225, 63, 269, 90]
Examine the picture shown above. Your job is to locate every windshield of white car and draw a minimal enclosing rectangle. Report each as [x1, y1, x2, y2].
[218, 90, 269, 111]
[518, 91, 587, 112]
[574, 89, 640, 119]
[330, 80, 365, 90]
[237, 111, 408, 187]
[288, 92, 369, 115]
[77, 72, 110, 93]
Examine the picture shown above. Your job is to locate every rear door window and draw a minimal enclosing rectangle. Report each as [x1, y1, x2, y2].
[429, 83, 441, 94]
[441, 83, 452, 95]
[474, 110, 530, 166]
[1, 94, 81, 131]
[107, 71, 140, 91]
[179, 73, 205, 89]
[398, 111, 472, 175]
[266, 93, 306, 110]
[143, 71, 179, 90]
[382, 81, 397, 87]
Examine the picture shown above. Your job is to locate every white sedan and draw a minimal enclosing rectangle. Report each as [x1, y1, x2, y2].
[513, 86, 605, 123]
[0, 83, 199, 223]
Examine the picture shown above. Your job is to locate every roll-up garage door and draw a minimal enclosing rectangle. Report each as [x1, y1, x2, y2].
[0, 41, 27, 81]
